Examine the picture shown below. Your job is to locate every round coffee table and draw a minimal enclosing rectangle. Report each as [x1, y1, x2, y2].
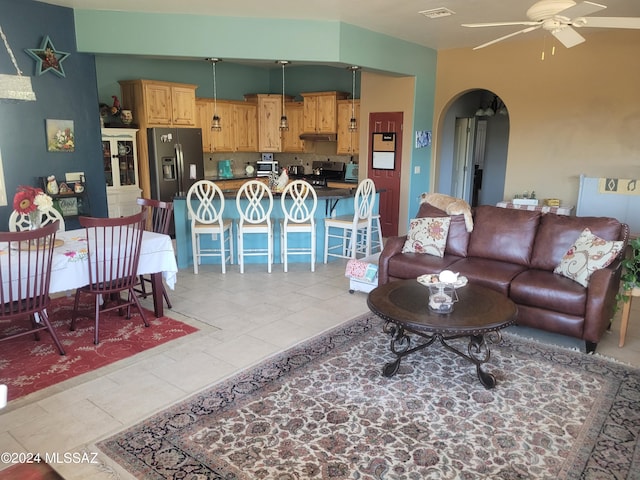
[367, 279, 517, 389]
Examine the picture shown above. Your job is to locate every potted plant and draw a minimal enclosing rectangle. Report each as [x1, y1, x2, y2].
[618, 236, 640, 304]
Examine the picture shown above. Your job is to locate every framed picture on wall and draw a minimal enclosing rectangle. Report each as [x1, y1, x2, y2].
[46, 119, 75, 152]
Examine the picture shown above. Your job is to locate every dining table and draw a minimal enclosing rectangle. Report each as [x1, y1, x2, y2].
[0, 228, 178, 318]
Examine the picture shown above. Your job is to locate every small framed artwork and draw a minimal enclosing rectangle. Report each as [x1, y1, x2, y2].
[57, 196, 78, 216]
[46, 119, 75, 152]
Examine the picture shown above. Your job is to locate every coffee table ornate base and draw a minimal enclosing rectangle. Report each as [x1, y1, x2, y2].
[382, 321, 502, 389]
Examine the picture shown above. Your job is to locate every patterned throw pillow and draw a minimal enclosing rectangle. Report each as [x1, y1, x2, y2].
[402, 217, 451, 257]
[554, 227, 623, 287]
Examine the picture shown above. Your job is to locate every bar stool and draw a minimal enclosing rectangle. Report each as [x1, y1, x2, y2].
[324, 178, 376, 262]
[236, 180, 274, 273]
[281, 180, 318, 272]
[186, 180, 234, 274]
[370, 214, 384, 253]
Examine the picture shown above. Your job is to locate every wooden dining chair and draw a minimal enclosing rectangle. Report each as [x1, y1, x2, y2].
[9, 208, 66, 232]
[0, 221, 65, 355]
[70, 211, 148, 345]
[135, 197, 173, 308]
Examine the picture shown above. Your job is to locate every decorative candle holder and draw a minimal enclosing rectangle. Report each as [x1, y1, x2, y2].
[428, 283, 458, 314]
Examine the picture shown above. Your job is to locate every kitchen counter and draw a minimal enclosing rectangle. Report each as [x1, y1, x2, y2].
[173, 186, 379, 269]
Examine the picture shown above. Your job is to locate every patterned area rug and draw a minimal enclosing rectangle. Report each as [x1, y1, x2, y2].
[98, 314, 640, 479]
[0, 296, 198, 402]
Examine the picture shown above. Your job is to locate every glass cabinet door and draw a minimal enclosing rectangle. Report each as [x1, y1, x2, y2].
[117, 140, 136, 186]
[102, 140, 113, 187]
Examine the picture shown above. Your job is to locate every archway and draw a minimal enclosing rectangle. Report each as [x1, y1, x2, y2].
[435, 89, 510, 207]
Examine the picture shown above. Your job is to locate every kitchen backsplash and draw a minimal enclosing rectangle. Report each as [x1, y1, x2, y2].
[204, 148, 358, 178]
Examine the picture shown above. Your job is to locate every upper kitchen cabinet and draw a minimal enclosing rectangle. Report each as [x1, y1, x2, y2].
[245, 94, 289, 153]
[337, 99, 360, 155]
[301, 91, 349, 134]
[195, 99, 257, 153]
[281, 102, 306, 153]
[234, 102, 258, 152]
[119, 79, 197, 127]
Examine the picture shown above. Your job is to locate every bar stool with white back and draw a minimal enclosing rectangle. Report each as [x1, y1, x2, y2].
[186, 180, 234, 274]
[324, 178, 376, 262]
[280, 180, 317, 272]
[236, 180, 274, 273]
[9, 208, 65, 232]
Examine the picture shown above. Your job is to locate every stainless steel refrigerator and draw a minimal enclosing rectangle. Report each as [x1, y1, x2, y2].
[148, 127, 204, 201]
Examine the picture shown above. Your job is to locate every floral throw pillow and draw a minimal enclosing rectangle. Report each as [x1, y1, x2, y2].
[402, 217, 451, 257]
[554, 227, 623, 287]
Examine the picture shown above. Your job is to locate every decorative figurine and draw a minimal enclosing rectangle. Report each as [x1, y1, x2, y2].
[46, 175, 59, 195]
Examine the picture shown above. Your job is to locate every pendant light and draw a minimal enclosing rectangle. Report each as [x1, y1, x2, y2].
[207, 58, 222, 131]
[277, 60, 289, 131]
[347, 66, 360, 132]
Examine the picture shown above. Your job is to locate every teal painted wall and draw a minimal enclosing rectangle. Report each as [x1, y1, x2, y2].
[0, 0, 108, 228]
[77, 10, 437, 224]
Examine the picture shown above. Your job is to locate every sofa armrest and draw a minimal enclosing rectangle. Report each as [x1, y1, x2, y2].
[584, 259, 623, 343]
[378, 236, 406, 285]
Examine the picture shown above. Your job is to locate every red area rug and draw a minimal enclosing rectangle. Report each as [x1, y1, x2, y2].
[0, 296, 198, 403]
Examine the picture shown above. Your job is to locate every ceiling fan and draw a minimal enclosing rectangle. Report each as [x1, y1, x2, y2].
[462, 0, 640, 50]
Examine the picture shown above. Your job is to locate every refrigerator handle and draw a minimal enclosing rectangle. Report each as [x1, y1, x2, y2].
[175, 143, 184, 196]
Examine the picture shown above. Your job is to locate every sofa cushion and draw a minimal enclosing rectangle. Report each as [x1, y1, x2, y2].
[387, 252, 463, 280]
[553, 228, 623, 287]
[416, 203, 469, 257]
[467, 206, 541, 266]
[402, 217, 450, 256]
[448, 257, 528, 295]
[530, 213, 623, 271]
[511, 269, 587, 317]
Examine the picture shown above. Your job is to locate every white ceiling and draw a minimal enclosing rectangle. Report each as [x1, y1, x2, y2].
[34, 0, 640, 51]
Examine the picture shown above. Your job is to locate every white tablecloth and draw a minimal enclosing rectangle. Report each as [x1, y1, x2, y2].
[47, 229, 178, 294]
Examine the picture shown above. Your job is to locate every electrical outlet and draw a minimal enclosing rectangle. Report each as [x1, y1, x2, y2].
[414, 166, 421, 174]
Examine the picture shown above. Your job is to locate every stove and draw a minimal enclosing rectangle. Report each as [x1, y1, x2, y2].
[289, 160, 345, 187]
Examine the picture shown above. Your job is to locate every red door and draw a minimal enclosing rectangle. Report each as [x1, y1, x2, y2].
[369, 112, 403, 237]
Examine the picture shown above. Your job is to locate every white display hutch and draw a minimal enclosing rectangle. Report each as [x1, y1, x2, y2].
[101, 127, 142, 218]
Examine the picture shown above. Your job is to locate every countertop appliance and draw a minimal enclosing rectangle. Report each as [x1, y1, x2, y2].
[289, 160, 345, 187]
[218, 159, 233, 179]
[344, 163, 359, 183]
[257, 153, 278, 177]
[148, 127, 204, 234]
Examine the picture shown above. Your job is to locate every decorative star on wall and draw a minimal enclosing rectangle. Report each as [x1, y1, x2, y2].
[25, 36, 70, 78]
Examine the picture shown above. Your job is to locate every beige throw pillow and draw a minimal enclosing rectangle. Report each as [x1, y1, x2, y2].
[554, 227, 623, 287]
[402, 217, 451, 257]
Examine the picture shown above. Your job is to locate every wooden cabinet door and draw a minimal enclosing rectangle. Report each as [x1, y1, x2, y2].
[302, 95, 318, 133]
[337, 100, 360, 154]
[171, 85, 196, 126]
[143, 83, 173, 125]
[234, 103, 258, 152]
[196, 99, 213, 152]
[281, 102, 306, 153]
[211, 101, 235, 152]
[257, 95, 282, 152]
[315, 94, 339, 133]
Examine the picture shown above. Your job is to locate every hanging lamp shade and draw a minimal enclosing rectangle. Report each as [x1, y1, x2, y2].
[0, 25, 36, 101]
[277, 60, 289, 131]
[347, 66, 360, 132]
[207, 58, 222, 131]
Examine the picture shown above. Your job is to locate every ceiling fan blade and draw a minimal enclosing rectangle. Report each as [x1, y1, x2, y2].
[462, 21, 539, 28]
[578, 16, 640, 29]
[473, 25, 541, 50]
[557, 1, 606, 19]
[552, 26, 586, 48]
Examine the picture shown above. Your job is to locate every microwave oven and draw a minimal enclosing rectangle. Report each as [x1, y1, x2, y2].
[256, 160, 278, 177]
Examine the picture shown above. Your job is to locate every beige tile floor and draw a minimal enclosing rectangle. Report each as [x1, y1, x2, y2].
[1, 260, 639, 479]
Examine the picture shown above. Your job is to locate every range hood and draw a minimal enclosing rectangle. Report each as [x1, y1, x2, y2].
[299, 132, 337, 142]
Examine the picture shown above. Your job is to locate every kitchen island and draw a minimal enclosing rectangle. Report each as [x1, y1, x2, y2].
[173, 185, 379, 269]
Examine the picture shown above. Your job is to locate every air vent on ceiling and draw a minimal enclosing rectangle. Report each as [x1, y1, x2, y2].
[419, 7, 455, 19]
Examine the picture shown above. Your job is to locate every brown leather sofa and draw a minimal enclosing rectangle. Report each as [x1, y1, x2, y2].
[378, 203, 630, 353]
